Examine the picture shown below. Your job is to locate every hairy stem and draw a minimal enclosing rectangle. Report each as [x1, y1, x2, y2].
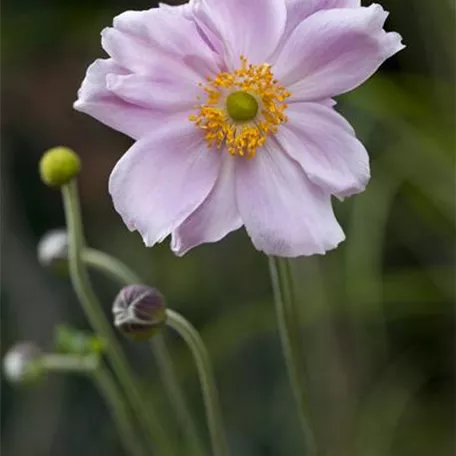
[269, 256, 318, 456]
[83, 247, 205, 455]
[62, 180, 174, 455]
[166, 309, 229, 456]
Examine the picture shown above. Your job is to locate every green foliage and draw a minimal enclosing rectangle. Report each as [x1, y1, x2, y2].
[55, 324, 106, 356]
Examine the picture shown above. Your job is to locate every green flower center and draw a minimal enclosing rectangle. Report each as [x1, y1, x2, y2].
[226, 91, 259, 122]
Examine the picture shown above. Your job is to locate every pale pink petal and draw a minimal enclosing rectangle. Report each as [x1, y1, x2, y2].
[283, 0, 361, 38]
[101, 7, 220, 77]
[109, 117, 221, 247]
[190, 1, 228, 60]
[274, 4, 405, 101]
[159, 1, 193, 17]
[195, 0, 287, 66]
[236, 141, 345, 257]
[321, 99, 337, 107]
[321, 0, 360, 7]
[171, 156, 242, 256]
[74, 59, 165, 139]
[276, 103, 369, 197]
[113, 6, 222, 73]
[105, 73, 199, 112]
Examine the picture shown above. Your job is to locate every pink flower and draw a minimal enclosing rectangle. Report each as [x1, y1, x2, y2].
[74, 0, 404, 257]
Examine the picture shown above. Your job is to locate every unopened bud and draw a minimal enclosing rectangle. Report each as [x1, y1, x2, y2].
[39, 146, 81, 187]
[112, 285, 166, 341]
[3, 342, 43, 385]
[37, 229, 68, 273]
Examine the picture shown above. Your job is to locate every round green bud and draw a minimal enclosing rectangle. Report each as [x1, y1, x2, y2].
[226, 91, 259, 122]
[113, 285, 167, 341]
[39, 146, 81, 187]
[3, 342, 43, 385]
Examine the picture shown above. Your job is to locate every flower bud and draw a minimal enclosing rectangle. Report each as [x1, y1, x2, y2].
[112, 285, 167, 341]
[37, 229, 68, 273]
[39, 146, 81, 187]
[3, 342, 43, 385]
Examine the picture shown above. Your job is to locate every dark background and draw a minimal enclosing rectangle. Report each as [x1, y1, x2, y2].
[1, 1, 455, 455]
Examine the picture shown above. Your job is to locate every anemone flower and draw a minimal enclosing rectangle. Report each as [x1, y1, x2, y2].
[74, 0, 404, 257]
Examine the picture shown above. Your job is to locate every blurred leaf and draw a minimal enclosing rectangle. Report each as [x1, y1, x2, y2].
[55, 324, 106, 355]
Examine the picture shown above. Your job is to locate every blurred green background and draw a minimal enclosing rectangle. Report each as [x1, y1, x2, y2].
[1, 1, 455, 455]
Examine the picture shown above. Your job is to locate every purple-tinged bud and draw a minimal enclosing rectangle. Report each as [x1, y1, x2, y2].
[3, 342, 43, 385]
[37, 229, 68, 273]
[112, 285, 167, 341]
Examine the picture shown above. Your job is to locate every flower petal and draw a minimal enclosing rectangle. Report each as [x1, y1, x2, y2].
[321, 0, 360, 6]
[102, 7, 220, 77]
[276, 103, 369, 197]
[274, 4, 405, 101]
[196, 0, 287, 66]
[74, 59, 165, 139]
[236, 141, 345, 257]
[159, 1, 194, 17]
[283, 0, 361, 38]
[109, 117, 221, 247]
[105, 73, 199, 112]
[171, 155, 242, 256]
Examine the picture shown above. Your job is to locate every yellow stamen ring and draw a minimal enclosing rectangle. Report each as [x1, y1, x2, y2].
[189, 56, 291, 159]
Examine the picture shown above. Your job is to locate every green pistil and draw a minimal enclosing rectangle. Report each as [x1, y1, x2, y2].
[226, 91, 258, 122]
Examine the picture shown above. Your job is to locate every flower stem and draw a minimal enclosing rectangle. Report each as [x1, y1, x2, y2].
[166, 309, 229, 456]
[40, 353, 98, 372]
[39, 354, 146, 456]
[93, 364, 148, 456]
[82, 247, 205, 455]
[151, 334, 206, 456]
[83, 248, 139, 285]
[62, 180, 173, 455]
[268, 256, 318, 456]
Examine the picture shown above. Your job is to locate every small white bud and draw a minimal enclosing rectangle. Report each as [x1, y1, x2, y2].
[37, 229, 68, 272]
[3, 342, 43, 385]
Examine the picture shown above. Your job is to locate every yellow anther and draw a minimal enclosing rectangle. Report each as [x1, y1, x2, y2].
[189, 56, 290, 159]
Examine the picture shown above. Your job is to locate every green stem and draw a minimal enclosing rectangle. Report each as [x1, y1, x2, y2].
[39, 353, 146, 456]
[93, 365, 148, 456]
[152, 334, 206, 456]
[166, 309, 229, 456]
[82, 247, 205, 455]
[40, 353, 98, 372]
[268, 256, 318, 456]
[62, 180, 173, 456]
[83, 249, 139, 285]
